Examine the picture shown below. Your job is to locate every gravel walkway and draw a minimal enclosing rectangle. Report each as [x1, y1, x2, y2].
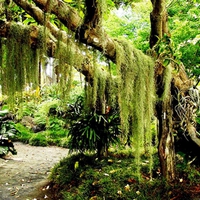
[0, 142, 69, 200]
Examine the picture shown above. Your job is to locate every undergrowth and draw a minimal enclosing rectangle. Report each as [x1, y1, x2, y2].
[15, 122, 69, 147]
[49, 150, 200, 200]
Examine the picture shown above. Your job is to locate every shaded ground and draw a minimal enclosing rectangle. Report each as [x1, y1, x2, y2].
[0, 142, 69, 200]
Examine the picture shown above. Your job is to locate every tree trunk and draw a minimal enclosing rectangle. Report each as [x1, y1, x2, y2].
[151, 0, 175, 181]
[156, 98, 175, 180]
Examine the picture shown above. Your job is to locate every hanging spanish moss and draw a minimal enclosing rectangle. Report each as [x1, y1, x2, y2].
[84, 51, 106, 112]
[0, 23, 45, 105]
[54, 29, 83, 102]
[82, 36, 155, 179]
[114, 38, 155, 180]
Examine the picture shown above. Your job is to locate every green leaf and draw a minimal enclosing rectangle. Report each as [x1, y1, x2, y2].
[163, 59, 170, 67]
[0, 146, 8, 155]
[0, 109, 9, 116]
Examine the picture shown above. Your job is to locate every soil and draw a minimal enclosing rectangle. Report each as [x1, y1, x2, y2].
[0, 142, 69, 200]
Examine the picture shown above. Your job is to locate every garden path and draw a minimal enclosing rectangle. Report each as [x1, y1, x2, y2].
[0, 142, 69, 200]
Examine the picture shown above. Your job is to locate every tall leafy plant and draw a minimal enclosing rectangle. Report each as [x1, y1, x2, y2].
[0, 109, 17, 156]
[67, 96, 121, 157]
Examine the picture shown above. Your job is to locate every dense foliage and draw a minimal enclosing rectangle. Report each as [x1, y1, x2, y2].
[67, 96, 121, 155]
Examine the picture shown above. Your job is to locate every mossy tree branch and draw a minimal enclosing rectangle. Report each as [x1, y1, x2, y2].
[13, 0, 69, 42]
[21, 0, 117, 61]
[11, 0, 99, 82]
[0, 20, 99, 87]
[33, 0, 82, 31]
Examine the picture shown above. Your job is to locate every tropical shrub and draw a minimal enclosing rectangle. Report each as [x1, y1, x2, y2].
[67, 96, 121, 156]
[0, 109, 17, 156]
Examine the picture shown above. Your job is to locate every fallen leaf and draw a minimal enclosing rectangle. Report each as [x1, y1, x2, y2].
[136, 190, 140, 195]
[90, 196, 98, 200]
[124, 184, 130, 191]
[117, 190, 122, 195]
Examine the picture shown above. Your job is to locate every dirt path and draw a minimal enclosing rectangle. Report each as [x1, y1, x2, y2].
[0, 142, 69, 200]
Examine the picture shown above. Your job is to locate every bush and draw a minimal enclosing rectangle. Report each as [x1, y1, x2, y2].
[29, 133, 48, 146]
[15, 123, 32, 143]
[67, 97, 121, 156]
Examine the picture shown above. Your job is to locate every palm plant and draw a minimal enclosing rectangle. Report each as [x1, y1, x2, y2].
[67, 96, 121, 157]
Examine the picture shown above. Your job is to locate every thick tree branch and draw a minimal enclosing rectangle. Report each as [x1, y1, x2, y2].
[13, 0, 69, 43]
[33, 0, 82, 31]
[0, 21, 97, 83]
[31, 0, 116, 61]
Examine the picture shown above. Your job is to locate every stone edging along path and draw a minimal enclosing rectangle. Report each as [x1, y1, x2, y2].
[0, 142, 69, 200]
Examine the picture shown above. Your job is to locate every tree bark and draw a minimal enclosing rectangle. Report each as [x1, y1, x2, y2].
[33, 0, 82, 31]
[156, 98, 175, 180]
[30, 0, 117, 61]
[150, 0, 169, 48]
[151, 0, 175, 181]
[187, 123, 200, 147]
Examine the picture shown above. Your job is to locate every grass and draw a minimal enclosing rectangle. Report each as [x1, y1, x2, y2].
[49, 149, 200, 200]
[14, 123, 70, 147]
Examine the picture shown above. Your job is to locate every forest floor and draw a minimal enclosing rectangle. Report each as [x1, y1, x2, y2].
[0, 142, 69, 200]
[1, 142, 200, 200]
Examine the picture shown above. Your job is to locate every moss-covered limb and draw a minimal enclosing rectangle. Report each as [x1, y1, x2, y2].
[33, 0, 82, 31]
[0, 23, 99, 105]
[13, 0, 69, 44]
[15, 0, 117, 61]
[0, 22, 55, 57]
[12, 0, 106, 71]
[0, 22, 100, 102]
[0, 23, 45, 104]
[0, 21, 86, 69]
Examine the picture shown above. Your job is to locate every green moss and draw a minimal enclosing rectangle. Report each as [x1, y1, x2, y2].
[81, 38, 155, 178]
[0, 23, 45, 106]
[114, 38, 155, 179]
[54, 30, 83, 102]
